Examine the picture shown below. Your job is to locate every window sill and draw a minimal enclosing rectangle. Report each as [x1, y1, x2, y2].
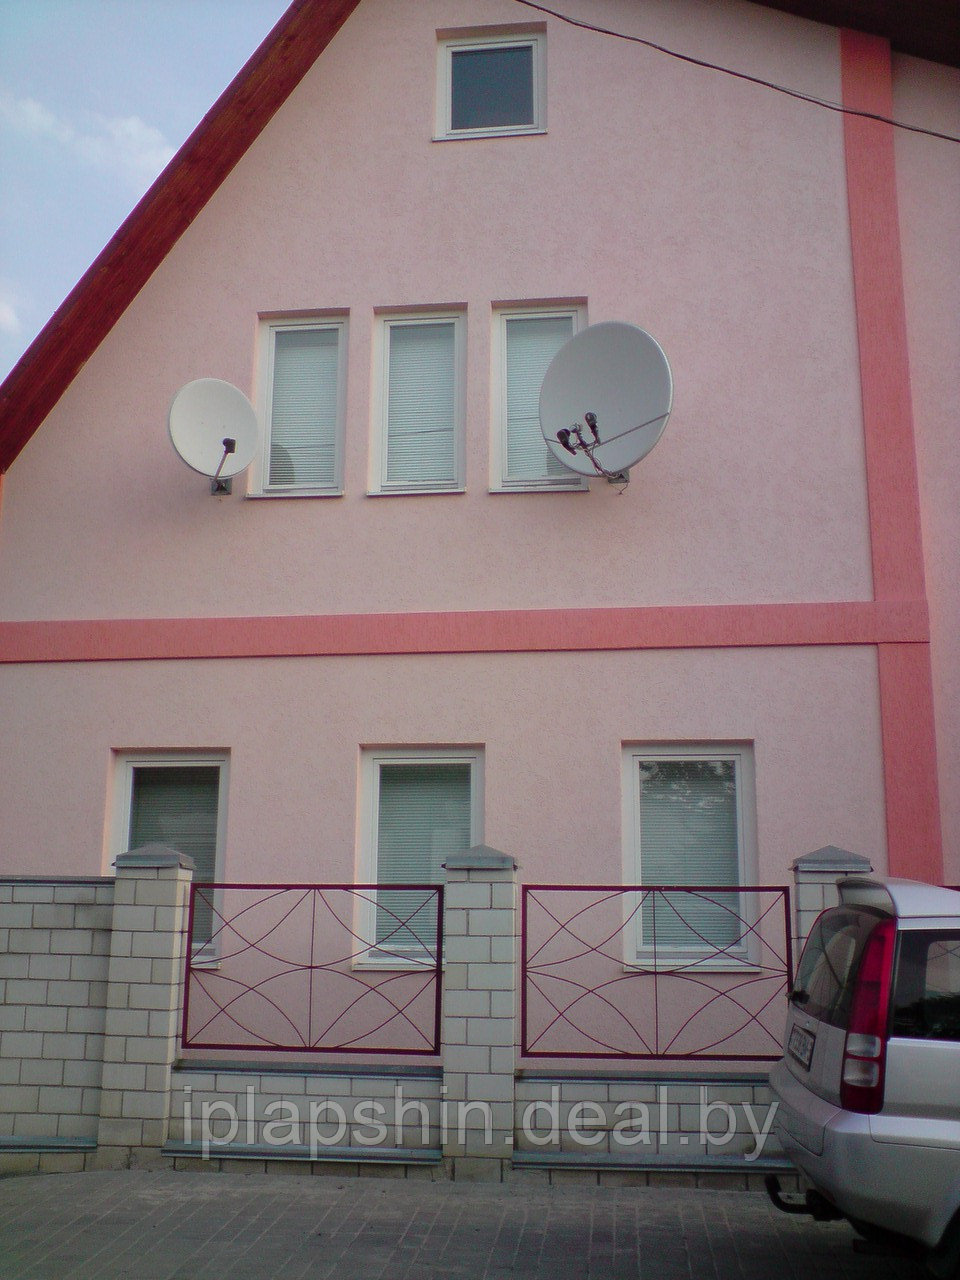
[433, 127, 547, 142]
[625, 956, 760, 975]
[352, 950, 442, 972]
[490, 481, 589, 494]
[245, 489, 344, 500]
[367, 487, 465, 497]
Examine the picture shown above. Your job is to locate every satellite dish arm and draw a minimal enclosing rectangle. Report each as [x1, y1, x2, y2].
[212, 437, 237, 485]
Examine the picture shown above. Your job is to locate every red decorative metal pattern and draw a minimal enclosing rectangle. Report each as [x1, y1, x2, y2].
[181, 882, 443, 1055]
[521, 884, 793, 1061]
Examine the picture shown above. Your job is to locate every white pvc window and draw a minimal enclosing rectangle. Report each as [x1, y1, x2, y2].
[256, 319, 345, 495]
[359, 748, 482, 961]
[113, 752, 228, 952]
[374, 314, 464, 493]
[437, 31, 546, 139]
[622, 745, 756, 964]
[494, 307, 585, 490]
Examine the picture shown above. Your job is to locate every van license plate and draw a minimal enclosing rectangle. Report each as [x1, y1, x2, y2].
[788, 1025, 815, 1070]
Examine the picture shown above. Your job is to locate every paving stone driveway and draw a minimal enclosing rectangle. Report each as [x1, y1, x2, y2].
[0, 1171, 927, 1279]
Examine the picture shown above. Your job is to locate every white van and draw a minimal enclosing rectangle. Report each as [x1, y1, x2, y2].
[768, 878, 960, 1277]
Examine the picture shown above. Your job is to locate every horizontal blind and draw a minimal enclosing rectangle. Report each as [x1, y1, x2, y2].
[129, 766, 220, 944]
[505, 315, 575, 483]
[385, 322, 457, 488]
[637, 759, 741, 951]
[375, 762, 471, 951]
[269, 327, 339, 487]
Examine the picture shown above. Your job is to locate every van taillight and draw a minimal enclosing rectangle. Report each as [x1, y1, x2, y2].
[840, 916, 896, 1114]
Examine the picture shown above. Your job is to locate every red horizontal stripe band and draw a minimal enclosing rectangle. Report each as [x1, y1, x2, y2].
[0, 600, 929, 664]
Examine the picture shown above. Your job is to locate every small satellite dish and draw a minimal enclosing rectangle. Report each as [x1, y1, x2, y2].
[539, 321, 673, 483]
[168, 379, 259, 494]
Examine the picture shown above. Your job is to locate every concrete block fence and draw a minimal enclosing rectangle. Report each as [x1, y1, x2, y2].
[791, 847, 873, 958]
[0, 845, 859, 1180]
[0, 876, 113, 1165]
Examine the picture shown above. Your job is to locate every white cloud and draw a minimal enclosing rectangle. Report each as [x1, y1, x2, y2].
[79, 113, 176, 190]
[0, 285, 23, 337]
[0, 91, 73, 146]
[0, 86, 175, 194]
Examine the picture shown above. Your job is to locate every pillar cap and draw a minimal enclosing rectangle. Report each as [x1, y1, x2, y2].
[115, 844, 195, 871]
[444, 845, 518, 871]
[792, 845, 873, 874]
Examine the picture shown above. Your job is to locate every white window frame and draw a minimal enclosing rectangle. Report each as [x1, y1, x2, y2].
[620, 744, 758, 970]
[250, 316, 347, 497]
[491, 304, 588, 492]
[111, 751, 229, 963]
[356, 746, 484, 967]
[436, 29, 546, 140]
[370, 311, 466, 495]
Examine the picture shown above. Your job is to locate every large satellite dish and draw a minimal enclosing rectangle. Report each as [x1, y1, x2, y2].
[168, 379, 259, 494]
[539, 322, 673, 482]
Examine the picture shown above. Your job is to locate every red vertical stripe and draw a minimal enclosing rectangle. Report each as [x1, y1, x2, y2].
[877, 644, 943, 882]
[841, 30, 926, 602]
[841, 30, 941, 878]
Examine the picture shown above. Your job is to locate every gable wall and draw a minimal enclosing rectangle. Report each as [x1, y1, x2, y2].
[0, 0, 868, 621]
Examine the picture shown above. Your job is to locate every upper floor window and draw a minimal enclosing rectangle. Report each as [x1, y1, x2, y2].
[255, 318, 346, 495]
[372, 312, 465, 493]
[437, 30, 546, 139]
[493, 305, 586, 490]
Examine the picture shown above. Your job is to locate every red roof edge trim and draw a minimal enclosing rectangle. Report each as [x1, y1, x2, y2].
[0, 0, 361, 474]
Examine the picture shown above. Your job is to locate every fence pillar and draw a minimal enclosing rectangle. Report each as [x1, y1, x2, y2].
[95, 845, 193, 1168]
[441, 846, 518, 1180]
[791, 845, 873, 955]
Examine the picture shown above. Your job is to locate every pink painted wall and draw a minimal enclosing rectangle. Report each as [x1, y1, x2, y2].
[892, 55, 960, 880]
[0, 648, 885, 882]
[0, 0, 869, 621]
[0, 0, 955, 886]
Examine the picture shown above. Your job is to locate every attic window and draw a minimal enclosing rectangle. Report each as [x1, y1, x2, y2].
[437, 31, 546, 139]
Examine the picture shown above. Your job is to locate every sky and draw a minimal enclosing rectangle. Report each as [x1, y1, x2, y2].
[0, 0, 292, 381]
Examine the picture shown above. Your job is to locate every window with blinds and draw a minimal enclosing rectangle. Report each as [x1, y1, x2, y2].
[499, 310, 583, 488]
[121, 757, 226, 949]
[379, 317, 462, 492]
[360, 749, 481, 962]
[625, 749, 754, 962]
[262, 321, 344, 493]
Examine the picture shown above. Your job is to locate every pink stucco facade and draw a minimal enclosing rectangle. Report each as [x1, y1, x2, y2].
[0, 0, 957, 886]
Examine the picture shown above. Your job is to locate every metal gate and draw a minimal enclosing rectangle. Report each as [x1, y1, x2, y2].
[521, 884, 793, 1061]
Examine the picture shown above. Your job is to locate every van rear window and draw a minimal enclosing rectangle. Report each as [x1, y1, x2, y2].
[791, 907, 886, 1029]
[892, 932, 960, 1041]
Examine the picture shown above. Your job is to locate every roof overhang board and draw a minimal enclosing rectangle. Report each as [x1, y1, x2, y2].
[752, 1, 960, 69]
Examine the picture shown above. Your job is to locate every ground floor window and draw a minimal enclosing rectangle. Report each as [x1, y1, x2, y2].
[622, 744, 756, 964]
[359, 747, 482, 960]
[113, 752, 228, 952]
